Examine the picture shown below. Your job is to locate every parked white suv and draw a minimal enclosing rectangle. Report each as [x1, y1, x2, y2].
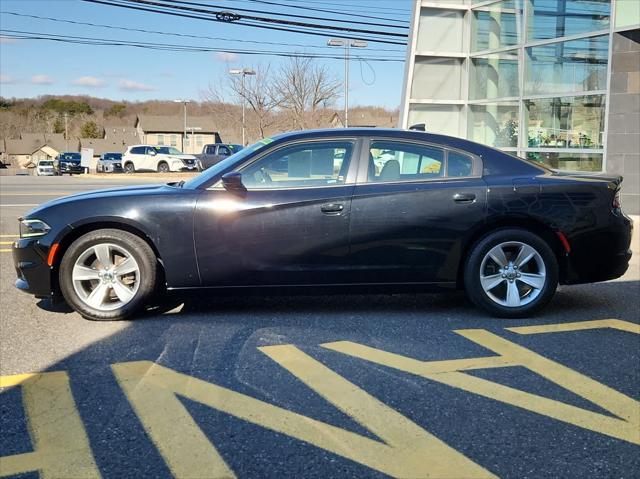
[36, 159, 55, 176]
[122, 145, 199, 173]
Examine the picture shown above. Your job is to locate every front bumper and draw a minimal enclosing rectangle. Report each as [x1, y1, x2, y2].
[12, 238, 54, 298]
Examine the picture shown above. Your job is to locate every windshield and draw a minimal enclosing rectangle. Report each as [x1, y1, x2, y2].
[229, 144, 243, 153]
[103, 153, 122, 160]
[183, 138, 274, 189]
[60, 153, 81, 161]
[154, 146, 183, 155]
[39, 161, 54, 166]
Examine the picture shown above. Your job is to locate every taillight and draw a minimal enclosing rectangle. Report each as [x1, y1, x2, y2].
[613, 190, 621, 209]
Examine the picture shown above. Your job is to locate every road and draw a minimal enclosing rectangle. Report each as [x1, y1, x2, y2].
[1, 175, 639, 478]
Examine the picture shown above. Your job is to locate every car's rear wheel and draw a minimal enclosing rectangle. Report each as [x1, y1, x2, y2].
[464, 228, 558, 318]
[59, 229, 157, 320]
[157, 161, 169, 173]
[124, 162, 135, 173]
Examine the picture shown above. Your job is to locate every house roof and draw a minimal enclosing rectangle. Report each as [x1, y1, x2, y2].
[136, 115, 218, 134]
[3, 133, 69, 155]
[80, 137, 133, 155]
[103, 125, 140, 142]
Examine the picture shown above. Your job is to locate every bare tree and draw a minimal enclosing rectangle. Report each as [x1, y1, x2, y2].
[271, 57, 341, 129]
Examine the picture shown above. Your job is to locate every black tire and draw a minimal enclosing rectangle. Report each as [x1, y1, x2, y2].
[464, 228, 558, 318]
[157, 161, 169, 173]
[124, 162, 135, 174]
[59, 229, 157, 321]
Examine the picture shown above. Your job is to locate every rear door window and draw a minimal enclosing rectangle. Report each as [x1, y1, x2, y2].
[368, 141, 445, 183]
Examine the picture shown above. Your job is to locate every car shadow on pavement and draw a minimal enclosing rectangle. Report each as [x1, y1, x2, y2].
[4, 280, 639, 479]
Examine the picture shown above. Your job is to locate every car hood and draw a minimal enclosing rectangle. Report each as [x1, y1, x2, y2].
[168, 154, 197, 160]
[26, 184, 180, 217]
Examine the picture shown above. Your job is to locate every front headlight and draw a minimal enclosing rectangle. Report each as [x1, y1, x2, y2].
[20, 219, 51, 238]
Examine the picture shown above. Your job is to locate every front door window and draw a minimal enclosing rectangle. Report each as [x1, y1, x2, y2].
[239, 141, 355, 189]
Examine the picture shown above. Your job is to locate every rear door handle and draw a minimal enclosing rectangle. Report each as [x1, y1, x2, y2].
[453, 193, 476, 203]
[321, 203, 345, 214]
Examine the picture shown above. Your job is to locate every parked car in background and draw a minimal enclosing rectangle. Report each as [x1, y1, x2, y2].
[122, 145, 198, 173]
[97, 152, 123, 173]
[12, 128, 632, 321]
[196, 143, 243, 170]
[36, 159, 55, 176]
[54, 152, 83, 175]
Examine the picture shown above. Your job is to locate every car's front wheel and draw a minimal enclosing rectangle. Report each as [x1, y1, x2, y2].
[464, 228, 558, 318]
[59, 229, 157, 320]
[157, 161, 169, 173]
[124, 162, 135, 173]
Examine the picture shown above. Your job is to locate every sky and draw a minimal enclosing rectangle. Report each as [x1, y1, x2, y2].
[0, 0, 413, 108]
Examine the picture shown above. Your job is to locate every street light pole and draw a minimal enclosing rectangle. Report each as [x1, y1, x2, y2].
[174, 99, 190, 152]
[327, 39, 368, 128]
[229, 68, 256, 146]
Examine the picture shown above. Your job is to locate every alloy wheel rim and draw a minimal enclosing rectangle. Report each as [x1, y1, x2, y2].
[479, 241, 546, 308]
[72, 243, 140, 311]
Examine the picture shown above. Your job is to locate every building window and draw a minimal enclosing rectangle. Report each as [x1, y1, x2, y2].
[525, 35, 609, 96]
[470, 51, 520, 100]
[524, 94, 605, 149]
[527, 152, 603, 172]
[411, 58, 463, 100]
[527, 0, 610, 41]
[469, 103, 519, 148]
[416, 8, 465, 53]
[196, 135, 203, 147]
[408, 104, 463, 138]
[471, 0, 523, 52]
[170, 135, 177, 146]
[157, 134, 165, 145]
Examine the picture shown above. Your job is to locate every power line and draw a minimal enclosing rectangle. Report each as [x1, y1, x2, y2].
[242, 0, 408, 24]
[1, 11, 406, 53]
[160, 0, 409, 28]
[120, 0, 408, 37]
[0, 29, 406, 61]
[273, 0, 413, 14]
[82, 0, 407, 45]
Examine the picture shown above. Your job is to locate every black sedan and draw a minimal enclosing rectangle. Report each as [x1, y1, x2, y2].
[13, 128, 633, 321]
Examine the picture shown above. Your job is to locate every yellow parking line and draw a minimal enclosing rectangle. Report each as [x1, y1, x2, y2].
[0, 241, 15, 245]
[0, 234, 19, 237]
[0, 249, 12, 253]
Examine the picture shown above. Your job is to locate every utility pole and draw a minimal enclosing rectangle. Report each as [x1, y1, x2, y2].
[327, 39, 368, 128]
[229, 68, 256, 146]
[64, 112, 69, 151]
[173, 99, 190, 152]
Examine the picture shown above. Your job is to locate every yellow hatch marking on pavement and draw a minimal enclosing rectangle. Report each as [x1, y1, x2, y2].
[0, 372, 40, 388]
[113, 354, 494, 479]
[0, 249, 12, 253]
[0, 241, 14, 245]
[323, 329, 640, 446]
[0, 371, 100, 478]
[506, 319, 640, 335]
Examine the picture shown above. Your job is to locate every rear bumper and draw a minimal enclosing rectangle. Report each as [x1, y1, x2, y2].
[12, 238, 54, 298]
[563, 213, 633, 284]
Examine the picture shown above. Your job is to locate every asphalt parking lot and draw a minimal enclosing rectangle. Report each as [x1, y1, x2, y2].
[1, 175, 639, 478]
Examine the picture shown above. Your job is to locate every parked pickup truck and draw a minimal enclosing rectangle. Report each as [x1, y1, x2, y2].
[196, 143, 243, 170]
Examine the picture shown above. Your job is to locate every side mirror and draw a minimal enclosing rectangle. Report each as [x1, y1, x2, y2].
[221, 171, 247, 194]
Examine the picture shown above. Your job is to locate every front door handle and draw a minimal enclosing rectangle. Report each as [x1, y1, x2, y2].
[321, 203, 345, 214]
[453, 193, 476, 203]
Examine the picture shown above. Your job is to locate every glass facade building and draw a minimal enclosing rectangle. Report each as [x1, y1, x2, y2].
[401, 0, 640, 212]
